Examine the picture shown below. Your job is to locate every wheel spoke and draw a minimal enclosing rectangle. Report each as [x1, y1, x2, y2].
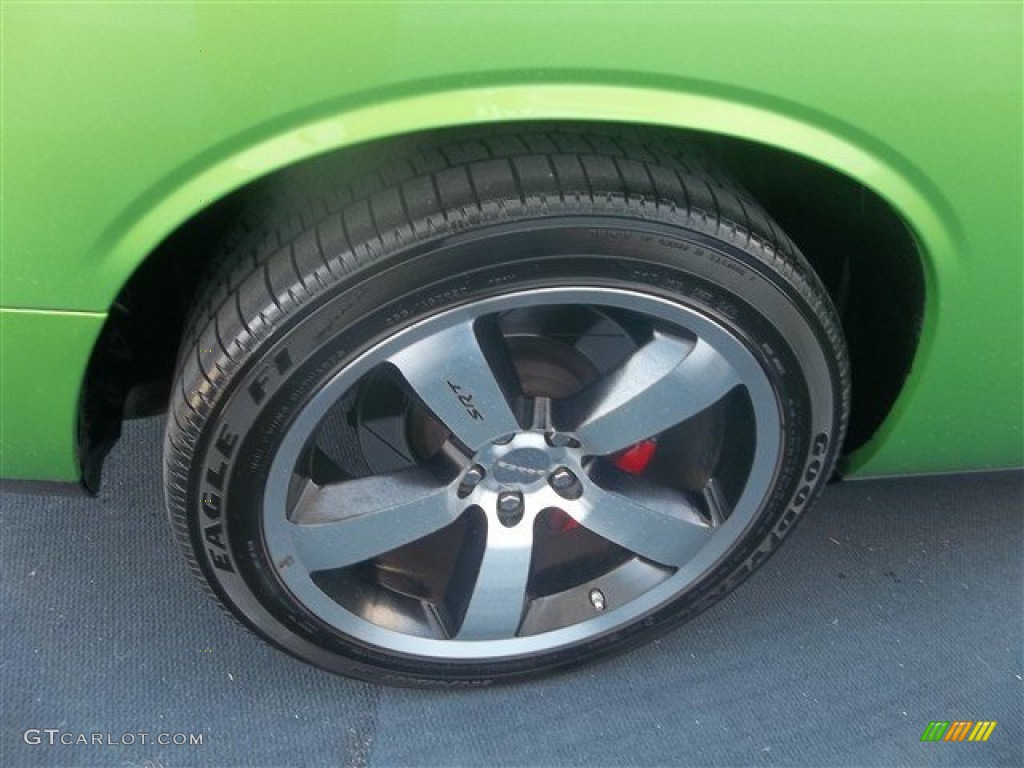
[554, 331, 740, 455]
[455, 519, 534, 640]
[568, 469, 714, 567]
[288, 466, 456, 571]
[388, 318, 522, 450]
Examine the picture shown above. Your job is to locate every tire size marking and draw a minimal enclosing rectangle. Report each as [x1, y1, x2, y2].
[706, 251, 749, 278]
[628, 268, 741, 320]
[589, 228, 640, 242]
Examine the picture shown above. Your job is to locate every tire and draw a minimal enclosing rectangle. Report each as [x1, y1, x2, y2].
[164, 127, 849, 686]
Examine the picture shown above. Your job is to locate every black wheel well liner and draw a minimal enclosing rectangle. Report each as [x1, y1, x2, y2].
[78, 122, 924, 492]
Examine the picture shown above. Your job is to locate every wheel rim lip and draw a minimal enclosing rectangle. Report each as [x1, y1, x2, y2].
[262, 286, 783, 661]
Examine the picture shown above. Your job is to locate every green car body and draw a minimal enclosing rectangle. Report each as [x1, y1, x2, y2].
[1, 2, 1021, 486]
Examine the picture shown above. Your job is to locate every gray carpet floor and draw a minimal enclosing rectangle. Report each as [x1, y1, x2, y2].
[2, 417, 1021, 767]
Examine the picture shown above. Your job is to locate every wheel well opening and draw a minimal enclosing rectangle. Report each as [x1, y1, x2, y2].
[710, 135, 924, 456]
[79, 122, 924, 490]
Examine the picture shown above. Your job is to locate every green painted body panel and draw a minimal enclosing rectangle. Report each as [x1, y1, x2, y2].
[0, 310, 105, 481]
[1, 2, 1021, 482]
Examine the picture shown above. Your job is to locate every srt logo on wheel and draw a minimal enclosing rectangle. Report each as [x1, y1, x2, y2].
[447, 380, 484, 421]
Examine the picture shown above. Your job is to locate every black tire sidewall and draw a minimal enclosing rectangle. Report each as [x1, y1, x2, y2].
[185, 215, 843, 685]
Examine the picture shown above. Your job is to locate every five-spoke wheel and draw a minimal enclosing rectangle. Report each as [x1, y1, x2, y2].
[262, 289, 781, 657]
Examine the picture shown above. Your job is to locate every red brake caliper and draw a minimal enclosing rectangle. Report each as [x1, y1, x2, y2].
[549, 439, 658, 533]
[611, 439, 657, 475]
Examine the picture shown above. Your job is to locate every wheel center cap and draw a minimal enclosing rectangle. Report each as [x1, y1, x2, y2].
[492, 447, 551, 485]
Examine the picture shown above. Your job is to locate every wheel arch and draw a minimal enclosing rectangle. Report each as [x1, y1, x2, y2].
[79, 82, 938, 490]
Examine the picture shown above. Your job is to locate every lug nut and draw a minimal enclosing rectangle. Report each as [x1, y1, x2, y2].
[549, 467, 576, 490]
[496, 491, 524, 527]
[457, 465, 486, 498]
[589, 588, 607, 612]
[546, 432, 579, 448]
[497, 491, 523, 513]
[549, 466, 582, 499]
